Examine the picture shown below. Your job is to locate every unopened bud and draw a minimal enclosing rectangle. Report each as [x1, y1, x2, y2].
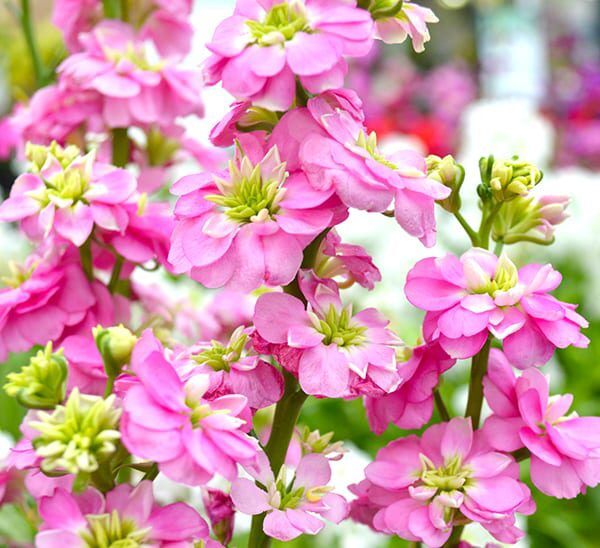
[203, 489, 235, 546]
[361, 0, 404, 19]
[93, 324, 138, 378]
[4, 342, 67, 409]
[480, 156, 543, 203]
[426, 154, 464, 213]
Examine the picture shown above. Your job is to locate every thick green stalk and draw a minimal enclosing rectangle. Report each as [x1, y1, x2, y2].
[464, 338, 491, 429]
[20, 0, 44, 87]
[111, 128, 130, 168]
[102, 0, 122, 19]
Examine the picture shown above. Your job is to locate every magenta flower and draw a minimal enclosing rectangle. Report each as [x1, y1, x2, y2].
[365, 342, 455, 434]
[177, 326, 284, 410]
[405, 249, 589, 366]
[36, 482, 209, 547]
[204, 0, 373, 110]
[375, 1, 439, 52]
[203, 488, 235, 545]
[483, 349, 600, 499]
[0, 147, 137, 247]
[0, 253, 96, 361]
[254, 273, 401, 398]
[271, 90, 450, 245]
[121, 330, 259, 486]
[364, 418, 533, 547]
[58, 21, 203, 128]
[168, 145, 337, 291]
[315, 229, 382, 290]
[231, 452, 348, 541]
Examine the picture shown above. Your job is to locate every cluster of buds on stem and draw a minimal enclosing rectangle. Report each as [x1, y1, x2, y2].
[478, 155, 543, 203]
[426, 154, 464, 213]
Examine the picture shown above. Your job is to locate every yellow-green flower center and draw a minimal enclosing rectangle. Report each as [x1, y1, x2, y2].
[1, 260, 35, 289]
[420, 454, 472, 492]
[246, 2, 311, 46]
[105, 43, 164, 72]
[356, 130, 398, 170]
[81, 510, 150, 548]
[192, 330, 248, 373]
[314, 305, 367, 347]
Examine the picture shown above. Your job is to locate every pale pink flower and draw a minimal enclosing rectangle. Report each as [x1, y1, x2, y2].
[0, 252, 96, 360]
[168, 145, 337, 291]
[58, 21, 203, 129]
[253, 272, 401, 398]
[121, 330, 260, 486]
[204, 0, 373, 110]
[483, 349, 600, 499]
[177, 326, 284, 410]
[36, 482, 209, 547]
[375, 2, 439, 52]
[363, 418, 533, 547]
[0, 149, 137, 247]
[405, 249, 589, 367]
[537, 195, 570, 239]
[53, 0, 193, 57]
[231, 452, 348, 541]
[364, 342, 455, 434]
[315, 229, 381, 290]
[271, 90, 450, 245]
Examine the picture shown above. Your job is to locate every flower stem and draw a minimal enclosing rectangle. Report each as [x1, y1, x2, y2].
[20, 0, 45, 87]
[464, 337, 491, 429]
[102, 0, 122, 18]
[443, 524, 465, 547]
[434, 388, 450, 421]
[108, 255, 124, 293]
[248, 371, 308, 548]
[453, 211, 478, 247]
[111, 128, 130, 168]
[79, 237, 94, 281]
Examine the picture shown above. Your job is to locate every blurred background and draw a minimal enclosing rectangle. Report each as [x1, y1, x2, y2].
[0, 1, 599, 547]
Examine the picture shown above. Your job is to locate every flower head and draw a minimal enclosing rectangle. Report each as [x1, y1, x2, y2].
[231, 452, 348, 541]
[28, 388, 121, 476]
[405, 249, 589, 367]
[483, 349, 600, 499]
[204, 0, 373, 110]
[480, 156, 543, 203]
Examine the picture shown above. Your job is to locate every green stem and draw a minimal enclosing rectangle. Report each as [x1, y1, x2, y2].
[20, 0, 44, 87]
[493, 239, 504, 256]
[108, 255, 124, 293]
[103, 375, 115, 398]
[102, 0, 122, 18]
[512, 447, 530, 462]
[453, 211, 478, 246]
[79, 237, 94, 281]
[434, 388, 450, 421]
[464, 338, 491, 428]
[111, 128, 130, 168]
[443, 525, 465, 548]
[477, 203, 502, 250]
[248, 371, 308, 548]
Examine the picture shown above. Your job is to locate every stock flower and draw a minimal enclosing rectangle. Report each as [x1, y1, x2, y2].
[272, 90, 450, 245]
[121, 330, 259, 486]
[364, 342, 455, 434]
[203, 488, 235, 545]
[254, 273, 401, 398]
[405, 249, 589, 367]
[198, 289, 256, 343]
[314, 229, 382, 290]
[483, 349, 600, 499]
[204, 0, 373, 110]
[363, 417, 533, 546]
[61, 333, 107, 396]
[58, 21, 203, 128]
[168, 145, 336, 291]
[36, 481, 209, 547]
[0, 253, 96, 361]
[373, 1, 439, 52]
[0, 143, 136, 246]
[180, 326, 284, 409]
[231, 452, 348, 541]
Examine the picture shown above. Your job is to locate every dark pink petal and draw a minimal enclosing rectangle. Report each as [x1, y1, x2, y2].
[519, 427, 562, 466]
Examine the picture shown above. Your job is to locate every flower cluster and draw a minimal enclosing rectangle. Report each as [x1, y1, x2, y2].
[0, 1, 594, 547]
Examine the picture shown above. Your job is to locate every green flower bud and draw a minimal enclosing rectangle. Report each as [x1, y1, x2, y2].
[93, 324, 138, 378]
[426, 154, 464, 213]
[4, 342, 67, 410]
[479, 155, 543, 203]
[29, 388, 121, 475]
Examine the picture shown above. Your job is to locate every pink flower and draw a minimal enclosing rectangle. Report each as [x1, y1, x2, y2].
[0, 148, 137, 247]
[231, 452, 348, 541]
[204, 0, 373, 110]
[11, 84, 102, 148]
[482, 349, 600, 499]
[271, 90, 450, 245]
[198, 289, 256, 343]
[364, 342, 455, 434]
[36, 482, 209, 547]
[537, 195, 570, 238]
[58, 21, 203, 129]
[254, 272, 401, 398]
[0, 252, 96, 360]
[61, 334, 107, 396]
[176, 326, 284, 410]
[375, 2, 439, 53]
[121, 330, 260, 486]
[168, 145, 337, 291]
[315, 229, 382, 290]
[405, 249, 589, 367]
[203, 488, 235, 545]
[363, 417, 533, 547]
